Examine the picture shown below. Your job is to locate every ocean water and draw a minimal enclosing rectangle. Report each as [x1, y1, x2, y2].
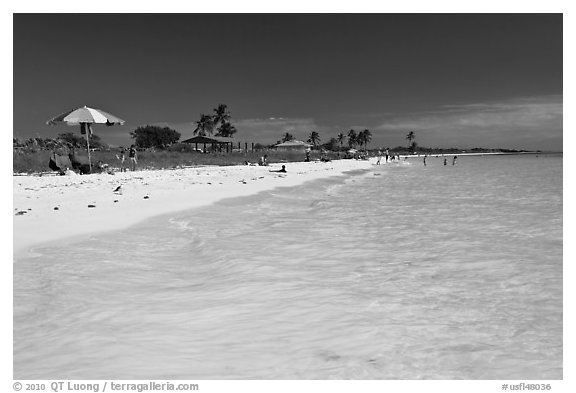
[13, 154, 563, 380]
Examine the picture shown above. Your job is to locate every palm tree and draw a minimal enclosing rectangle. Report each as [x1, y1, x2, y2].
[213, 104, 231, 128]
[194, 114, 215, 136]
[213, 104, 235, 138]
[358, 129, 372, 151]
[215, 121, 237, 137]
[307, 131, 321, 147]
[406, 131, 415, 148]
[282, 132, 295, 142]
[336, 132, 345, 150]
[347, 129, 357, 148]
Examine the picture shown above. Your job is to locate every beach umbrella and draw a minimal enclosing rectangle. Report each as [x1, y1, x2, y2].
[47, 106, 125, 172]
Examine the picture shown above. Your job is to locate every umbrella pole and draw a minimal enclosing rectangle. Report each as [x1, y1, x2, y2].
[83, 122, 92, 172]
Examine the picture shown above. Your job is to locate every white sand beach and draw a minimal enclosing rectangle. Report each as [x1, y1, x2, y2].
[13, 159, 374, 258]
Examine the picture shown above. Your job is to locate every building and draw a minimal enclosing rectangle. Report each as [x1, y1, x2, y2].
[274, 140, 313, 152]
[181, 135, 235, 152]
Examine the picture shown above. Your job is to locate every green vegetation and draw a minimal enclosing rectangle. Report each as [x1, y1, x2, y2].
[336, 133, 346, 150]
[13, 147, 345, 174]
[347, 129, 357, 148]
[13, 124, 544, 175]
[193, 114, 215, 136]
[322, 137, 339, 151]
[281, 132, 295, 143]
[193, 104, 237, 138]
[130, 125, 181, 149]
[307, 131, 321, 146]
[56, 132, 107, 150]
[357, 129, 372, 150]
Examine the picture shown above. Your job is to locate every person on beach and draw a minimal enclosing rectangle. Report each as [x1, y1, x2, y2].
[259, 154, 268, 166]
[305, 149, 311, 162]
[128, 145, 137, 171]
[97, 160, 115, 174]
[452, 156, 457, 166]
[269, 165, 286, 173]
[117, 147, 126, 172]
[376, 150, 382, 165]
[320, 149, 331, 162]
[385, 148, 389, 163]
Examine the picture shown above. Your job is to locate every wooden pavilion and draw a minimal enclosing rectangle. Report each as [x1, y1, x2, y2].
[181, 135, 235, 152]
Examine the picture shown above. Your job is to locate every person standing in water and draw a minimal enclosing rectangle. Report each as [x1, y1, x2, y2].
[452, 156, 458, 166]
[423, 155, 427, 166]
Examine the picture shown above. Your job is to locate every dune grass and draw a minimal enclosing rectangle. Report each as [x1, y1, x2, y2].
[13, 149, 345, 174]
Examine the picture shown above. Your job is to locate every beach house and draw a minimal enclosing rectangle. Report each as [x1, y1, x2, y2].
[274, 140, 312, 152]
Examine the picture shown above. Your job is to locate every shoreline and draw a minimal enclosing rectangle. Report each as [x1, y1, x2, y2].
[13, 152, 558, 259]
[13, 159, 375, 259]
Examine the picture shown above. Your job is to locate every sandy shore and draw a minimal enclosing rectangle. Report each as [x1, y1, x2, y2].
[13, 159, 375, 258]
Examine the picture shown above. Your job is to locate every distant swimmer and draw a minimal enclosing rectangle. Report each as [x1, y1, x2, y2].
[452, 156, 457, 166]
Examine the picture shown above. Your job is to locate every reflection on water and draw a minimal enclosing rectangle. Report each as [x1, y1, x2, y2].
[14, 155, 562, 379]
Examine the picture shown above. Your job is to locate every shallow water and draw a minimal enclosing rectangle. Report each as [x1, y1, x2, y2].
[14, 154, 563, 379]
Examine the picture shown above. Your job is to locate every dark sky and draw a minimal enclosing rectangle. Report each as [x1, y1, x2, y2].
[13, 14, 563, 150]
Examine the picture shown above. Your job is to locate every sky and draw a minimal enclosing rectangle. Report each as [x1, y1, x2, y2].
[13, 13, 563, 151]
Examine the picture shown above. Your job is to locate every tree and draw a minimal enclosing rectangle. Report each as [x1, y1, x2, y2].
[347, 129, 357, 148]
[215, 121, 237, 138]
[194, 114, 215, 136]
[130, 125, 181, 148]
[406, 131, 415, 148]
[322, 137, 339, 151]
[357, 129, 372, 151]
[88, 134, 107, 150]
[57, 132, 84, 148]
[213, 104, 231, 126]
[57, 132, 107, 150]
[213, 104, 234, 137]
[281, 132, 295, 142]
[336, 132, 346, 150]
[307, 131, 321, 147]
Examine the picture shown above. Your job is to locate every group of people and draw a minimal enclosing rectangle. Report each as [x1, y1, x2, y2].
[242, 154, 286, 172]
[423, 155, 458, 166]
[49, 146, 134, 176]
[117, 145, 138, 172]
[304, 149, 331, 162]
[376, 149, 401, 164]
[374, 149, 460, 167]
